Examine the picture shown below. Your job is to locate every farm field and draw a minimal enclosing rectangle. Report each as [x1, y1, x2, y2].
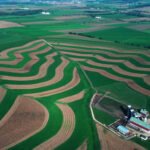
[0, 39, 99, 149]
[0, 1, 150, 150]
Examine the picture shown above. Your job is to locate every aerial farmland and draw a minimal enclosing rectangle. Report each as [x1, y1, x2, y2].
[0, 0, 150, 150]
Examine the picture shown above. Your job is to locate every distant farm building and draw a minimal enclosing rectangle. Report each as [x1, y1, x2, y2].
[41, 12, 50, 15]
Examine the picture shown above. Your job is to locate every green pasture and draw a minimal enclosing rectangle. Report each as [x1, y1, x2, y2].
[93, 107, 116, 125]
[84, 27, 150, 47]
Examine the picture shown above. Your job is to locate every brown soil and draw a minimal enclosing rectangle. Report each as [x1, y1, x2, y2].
[7, 57, 69, 89]
[0, 46, 50, 74]
[69, 57, 86, 62]
[50, 42, 150, 57]
[25, 67, 80, 98]
[124, 61, 150, 72]
[59, 90, 85, 103]
[54, 15, 87, 20]
[1, 53, 57, 81]
[143, 75, 150, 85]
[0, 40, 44, 59]
[96, 56, 150, 72]
[0, 58, 22, 65]
[0, 96, 49, 149]
[87, 60, 146, 78]
[22, 20, 62, 25]
[0, 21, 23, 29]
[14, 42, 46, 57]
[128, 24, 150, 31]
[35, 103, 75, 150]
[77, 139, 87, 150]
[96, 124, 144, 150]
[0, 87, 6, 102]
[59, 48, 150, 66]
[61, 51, 93, 57]
[82, 65, 150, 96]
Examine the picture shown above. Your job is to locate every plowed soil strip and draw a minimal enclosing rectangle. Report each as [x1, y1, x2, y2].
[69, 57, 86, 62]
[77, 139, 87, 150]
[96, 55, 150, 72]
[24, 46, 51, 60]
[0, 40, 44, 59]
[52, 43, 150, 57]
[0, 58, 22, 65]
[60, 49, 150, 66]
[7, 57, 69, 89]
[26, 68, 80, 98]
[0, 47, 50, 74]
[0, 87, 6, 103]
[1, 53, 57, 81]
[0, 97, 49, 149]
[61, 51, 93, 57]
[59, 91, 85, 103]
[0, 21, 22, 29]
[14, 42, 46, 57]
[96, 124, 144, 150]
[143, 76, 150, 85]
[87, 60, 146, 78]
[35, 103, 75, 150]
[82, 65, 150, 96]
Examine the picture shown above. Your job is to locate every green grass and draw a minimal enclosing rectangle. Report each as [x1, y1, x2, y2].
[132, 137, 150, 150]
[10, 102, 63, 150]
[93, 107, 116, 125]
[84, 27, 150, 47]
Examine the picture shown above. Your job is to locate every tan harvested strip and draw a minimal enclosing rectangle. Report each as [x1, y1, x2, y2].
[35, 103, 75, 150]
[143, 76, 150, 85]
[69, 57, 86, 62]
[25, 68, 80, 98]
[12, 42, 46, 60]
[0, 59, 38, 73]
[96, 124, 144, 150]
[124, 61, 150, 72]
[96, 55, 150, 72]
[0, 96, 49, 150]
[77, 139, 87, 150]
[7, 57, 69, 89]
[0, 40, 44, 59]
[98, 51, 150, 66]
[59, 91, 85, 103]
[0, 87, 6, 103]
[1, 53, 57, 81]
[0, 47, 50, 74]
[0, 58, 22, 65]
[61, 51, 93, 57]
[60, 49, 150, 66]
[82, 65, 150, 96]
[87, 60, 146, 78]
[52, 43, 150, 57]
[24, 46, 51, 60]
[96, 55, 124, 63]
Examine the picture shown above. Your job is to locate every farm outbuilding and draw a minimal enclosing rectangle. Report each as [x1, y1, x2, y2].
[129, 117, 150, 133]
[117, 125, 130, 135]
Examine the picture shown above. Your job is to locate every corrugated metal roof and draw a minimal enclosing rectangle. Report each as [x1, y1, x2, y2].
[117, 125, 129, 134]
[130, 117, 150, 129]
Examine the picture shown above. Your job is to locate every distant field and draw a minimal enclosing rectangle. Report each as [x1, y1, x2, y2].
[82, 27, 150, 47]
